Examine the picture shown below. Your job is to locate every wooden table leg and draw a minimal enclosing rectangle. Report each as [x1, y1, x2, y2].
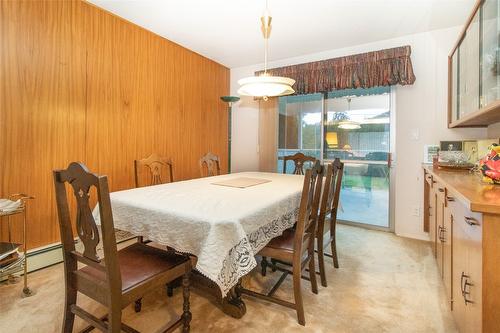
[190, 271, 246, 319]
[221, 279, 246, 319]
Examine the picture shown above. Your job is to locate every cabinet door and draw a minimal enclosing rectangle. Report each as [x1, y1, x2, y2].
[481, 0, 500, 107]
[443, 201, 453, 306]
[436, 185, 446, 277]
[463, 213, 483, 333]
[450, 51, 459, 122]
[458, 9, 481, 117]
[429, 189, 437, 257]
[452, 212, 468, 331]
[452, 204, 483, 333]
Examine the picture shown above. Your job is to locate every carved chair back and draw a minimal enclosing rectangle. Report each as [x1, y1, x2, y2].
[134, 153, 174, 187]
[199, 152, 221, 177]
[317, 158, 344, 237]
[283, 153, 317, 175]
[53, 162, 121, 297]
[293, 160, 323, 261]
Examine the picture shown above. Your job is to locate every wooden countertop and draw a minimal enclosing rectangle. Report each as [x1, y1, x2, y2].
[423, 164, 500, 215]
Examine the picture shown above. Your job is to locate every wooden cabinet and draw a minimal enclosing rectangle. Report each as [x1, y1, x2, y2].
[448, 0, 500, 128]
[443, 190, 454, 303]
[425, 174, 437, 257]
[464, 212, 483, 333]
[450, 202, 483, 332]
[453, 212, 468, 330]
[424, 178, 454, 306]
[435, 182, 446, 278]
[423, 166, 500, 332]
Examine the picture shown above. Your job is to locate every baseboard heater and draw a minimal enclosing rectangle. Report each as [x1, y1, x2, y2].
[1, 233, 137, 280]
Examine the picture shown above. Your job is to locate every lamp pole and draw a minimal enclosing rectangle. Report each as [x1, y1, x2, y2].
[220, 96, 240, 173]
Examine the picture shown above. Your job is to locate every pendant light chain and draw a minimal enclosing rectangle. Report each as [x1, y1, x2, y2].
[236, 0, 295, 98]
[264, 36, 268, 74]
[263, 0, 270, 74]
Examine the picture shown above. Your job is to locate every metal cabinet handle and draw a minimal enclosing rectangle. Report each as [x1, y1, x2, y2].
[438, 226, 446, 242]
[446, 196, 454, 202]
[464, 216, 479, 226]
[461, 271, 474, 305]
[438, 188, 445, 192]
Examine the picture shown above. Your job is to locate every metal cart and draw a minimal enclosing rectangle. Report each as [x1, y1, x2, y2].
[0, 194, 34, 297]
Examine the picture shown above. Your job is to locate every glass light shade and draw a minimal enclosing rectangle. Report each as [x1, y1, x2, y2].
[338, 120, 361, 130]
[325, 132, 338, 147]
[237, 75, 295, 98]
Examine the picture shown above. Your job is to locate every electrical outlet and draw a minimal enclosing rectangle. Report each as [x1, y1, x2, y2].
[412, 206, 421, 217]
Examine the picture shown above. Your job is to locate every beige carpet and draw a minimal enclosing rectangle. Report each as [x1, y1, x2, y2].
[0, 225, 456, 333]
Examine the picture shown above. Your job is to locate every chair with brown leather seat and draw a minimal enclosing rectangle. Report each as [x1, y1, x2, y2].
[53, 162, 193, 333]
[134, 153, 174, 188]
[282, 152, 316, 175]
[242, 161, 323, 326]
[316, 158, 344, 287]
[199, 152, 221, 177]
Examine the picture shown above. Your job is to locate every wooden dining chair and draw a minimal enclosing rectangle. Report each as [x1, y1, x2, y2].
[134, 153, 174, 188]
[54, 162, 193, 333]
[282, 152, 316, 175]
[242, 161, 323, 326]
[316, 158, 344, 287]
[199, 152, 221, 177]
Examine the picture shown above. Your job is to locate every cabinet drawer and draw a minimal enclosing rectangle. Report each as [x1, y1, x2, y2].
[446, 193, 482, 242]
[460, 211, 482, 244]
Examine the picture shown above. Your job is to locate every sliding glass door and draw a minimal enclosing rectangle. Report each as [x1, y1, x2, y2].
[278, 94, 323, 173]
[277, 87, 393, 230]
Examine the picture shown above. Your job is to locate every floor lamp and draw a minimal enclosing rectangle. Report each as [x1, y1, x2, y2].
[220, 96, 240, 173]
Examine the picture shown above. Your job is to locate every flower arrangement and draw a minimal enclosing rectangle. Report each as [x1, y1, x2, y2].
[479, 144, 500, 184]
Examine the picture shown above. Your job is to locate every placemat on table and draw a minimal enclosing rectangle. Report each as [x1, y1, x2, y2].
[211, 177, 271, 188]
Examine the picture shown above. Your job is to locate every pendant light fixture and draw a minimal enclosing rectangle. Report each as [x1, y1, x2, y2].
[338, 97, 361, 130]
[237, 1, 295, 100]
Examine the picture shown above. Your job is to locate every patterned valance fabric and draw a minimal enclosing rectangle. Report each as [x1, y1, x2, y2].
[256, 46, 416, 95]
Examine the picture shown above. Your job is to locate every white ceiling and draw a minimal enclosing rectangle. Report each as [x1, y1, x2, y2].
[88, 0, 475, 68]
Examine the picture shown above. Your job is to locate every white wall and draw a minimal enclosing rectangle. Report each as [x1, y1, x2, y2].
[230, 26, 487, 241]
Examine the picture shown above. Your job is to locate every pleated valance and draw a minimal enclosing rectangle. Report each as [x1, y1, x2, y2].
[256, 46, 416, 95]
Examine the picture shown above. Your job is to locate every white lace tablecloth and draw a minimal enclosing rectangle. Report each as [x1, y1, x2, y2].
[93, 172, 304, 297]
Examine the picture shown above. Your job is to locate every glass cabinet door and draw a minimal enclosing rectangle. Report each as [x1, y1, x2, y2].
[481, 0, 500, 108]
[451, 51, 459, 122]
[459, 9, 480, 118]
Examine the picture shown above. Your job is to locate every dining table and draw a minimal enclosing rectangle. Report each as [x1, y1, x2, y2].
[93, 171, 305, 318]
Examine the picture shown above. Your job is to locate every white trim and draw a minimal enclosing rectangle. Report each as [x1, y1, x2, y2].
[26, 244, 63, 272]
[3, 233, 138, 278]
[389, 86, 397, 233]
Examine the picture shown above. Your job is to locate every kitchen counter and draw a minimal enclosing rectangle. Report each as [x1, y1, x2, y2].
[423, 164, 500, 215]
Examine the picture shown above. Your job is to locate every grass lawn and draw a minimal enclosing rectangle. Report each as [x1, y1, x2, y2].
[342, 174, 389, 191]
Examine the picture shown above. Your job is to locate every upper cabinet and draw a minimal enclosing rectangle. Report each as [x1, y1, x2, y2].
[483, 0, 500, 107]
[449, 0, 500, 128]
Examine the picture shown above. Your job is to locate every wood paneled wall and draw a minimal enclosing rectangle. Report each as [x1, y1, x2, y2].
[259, 98, 278, 172]
[0, 0, 229, 250]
